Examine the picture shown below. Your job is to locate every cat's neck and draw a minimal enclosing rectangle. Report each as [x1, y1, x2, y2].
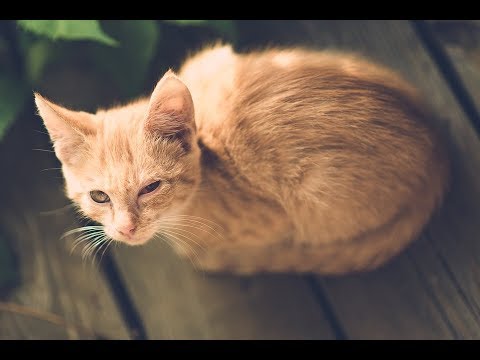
[185, 137, 275, 213]
[195, 137, 255, 195]
[179, 136, 290, 247]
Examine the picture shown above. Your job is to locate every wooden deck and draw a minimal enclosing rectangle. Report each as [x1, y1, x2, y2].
[1, 20, 480, 339]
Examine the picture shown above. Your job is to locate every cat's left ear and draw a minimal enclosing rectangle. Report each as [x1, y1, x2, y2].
[34, 93, 96, 164]
[144, 70, 196, 148]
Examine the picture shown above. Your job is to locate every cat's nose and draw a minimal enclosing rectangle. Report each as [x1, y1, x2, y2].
[117, 225, 136, 237]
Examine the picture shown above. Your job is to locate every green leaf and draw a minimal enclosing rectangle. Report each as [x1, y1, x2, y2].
[17, 20, 118, 46]
[89, 20, 160, 98]
[0, 71, 28, 140]
[24, 39, 54, 84]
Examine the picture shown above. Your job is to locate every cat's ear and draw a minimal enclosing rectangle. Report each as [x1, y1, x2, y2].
[34, 93, 96, 164]
[145, 70, 195, 149]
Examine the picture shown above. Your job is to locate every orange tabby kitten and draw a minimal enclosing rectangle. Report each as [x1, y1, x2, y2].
[35, 44, 450, 275]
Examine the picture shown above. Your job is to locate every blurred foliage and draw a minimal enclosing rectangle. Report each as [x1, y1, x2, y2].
[0, 19, 236, 289]
[167, 20, 237, 40]
[0, 232, 19, 293]
[17, 20, 118, 46]
[0, 19, 236, 141]
[0, 70, 27, 138]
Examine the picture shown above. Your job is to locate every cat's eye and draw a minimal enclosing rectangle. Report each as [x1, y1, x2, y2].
[139, 180, 161, 196]
[90, 190, 110, 203]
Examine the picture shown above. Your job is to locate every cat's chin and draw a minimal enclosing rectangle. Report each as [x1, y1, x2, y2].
[110, 234, 154, 247]
[122, 237, 152, 246]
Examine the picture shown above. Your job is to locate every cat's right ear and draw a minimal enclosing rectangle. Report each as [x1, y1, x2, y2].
[144, 71, 196, 151]
[34, 93, 96, 164]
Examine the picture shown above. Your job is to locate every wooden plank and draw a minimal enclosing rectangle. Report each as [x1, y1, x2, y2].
[423, 18, 480, 333]
[105, 20, 480, 339]
[0, 109, 130, 339]
[114, 243, 335, 339]
[237, 20, 480, 339]
[301, 20, 480, 339]
[109, 26, 341, 340]
[427, 20, 480, 113]
[108, 24, 365, 341]
[11, 32, 336, 340]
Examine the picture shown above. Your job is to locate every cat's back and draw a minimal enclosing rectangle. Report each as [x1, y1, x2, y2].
[181, 45, 446, 204]
[180, 45, 442, 186]
[178, 45, 450, 272]
[179, 44, 238, 136]
[180, 44, 429, 147]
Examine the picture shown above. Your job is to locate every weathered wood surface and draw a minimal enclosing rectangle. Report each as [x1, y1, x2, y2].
[0, 111, 129, 339]
[428, 20, 480, 113]
[112, 20, 480, 339]
[304, 20, 480, 339]
[425, 18, 480, 335]
[4, 20, 480, 339]
[237, 20, 480, 339]
[113, 239, 335, 339]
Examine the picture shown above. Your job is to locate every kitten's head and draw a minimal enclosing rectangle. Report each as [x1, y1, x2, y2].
[35, 71, 201, 245]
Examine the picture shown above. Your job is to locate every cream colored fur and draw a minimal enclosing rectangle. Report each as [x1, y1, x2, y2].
[35, 44, 450, 275]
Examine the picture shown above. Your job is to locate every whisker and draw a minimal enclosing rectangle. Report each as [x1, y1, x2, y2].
[72, 232, 105, 254]
[80, 240, 97, 260]
[68, 232, 104, 251]
[159, 219, 224, 243]
[158, 225, 206, 251]
[160, 227, 205, 255]
[154, 233, 186, 259]
[159, 230, 201, 271]
[69, 228, 105, 254]
[158, 232, 204, 277]
[82, 237, 105, 262]
[91, 236, 109, 266]
[161, 215, 225, 237]
[99, 238, 115, 263]
[62, 226, 104, 239]
[154, 233, 175, 251]
[40, 203, 76, 216]
[40, 167, 62, 172]
[33, 129, 49, 135]
[162, 215, 225, 230]
[70, 230, 104, 244]
[71, 238, 94, 255]
[160, 229, 199, 257]
[71, 231, 100, 245]
[32, 148, 55, 153]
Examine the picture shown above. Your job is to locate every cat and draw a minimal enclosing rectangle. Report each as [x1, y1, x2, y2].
[35, 44, 450, 275]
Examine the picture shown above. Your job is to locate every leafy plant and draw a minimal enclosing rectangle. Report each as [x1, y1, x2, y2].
[0, 20, 236, 141]
[17, 20, 118, 46]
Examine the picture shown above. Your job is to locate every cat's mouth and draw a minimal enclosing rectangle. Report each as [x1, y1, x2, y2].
[107, 229, 154, 246]
[121, 236, 151, 246]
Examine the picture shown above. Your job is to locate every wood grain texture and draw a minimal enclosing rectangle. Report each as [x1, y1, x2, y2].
[236, 20, 480, 339]
[6, 20, 480, 340]
[0, 110, 130, 339]
[113, 20, 480, 339]
[113, 240, 335, 339]
[428, 20, 480, 113]
[303, 20, 480, 339]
